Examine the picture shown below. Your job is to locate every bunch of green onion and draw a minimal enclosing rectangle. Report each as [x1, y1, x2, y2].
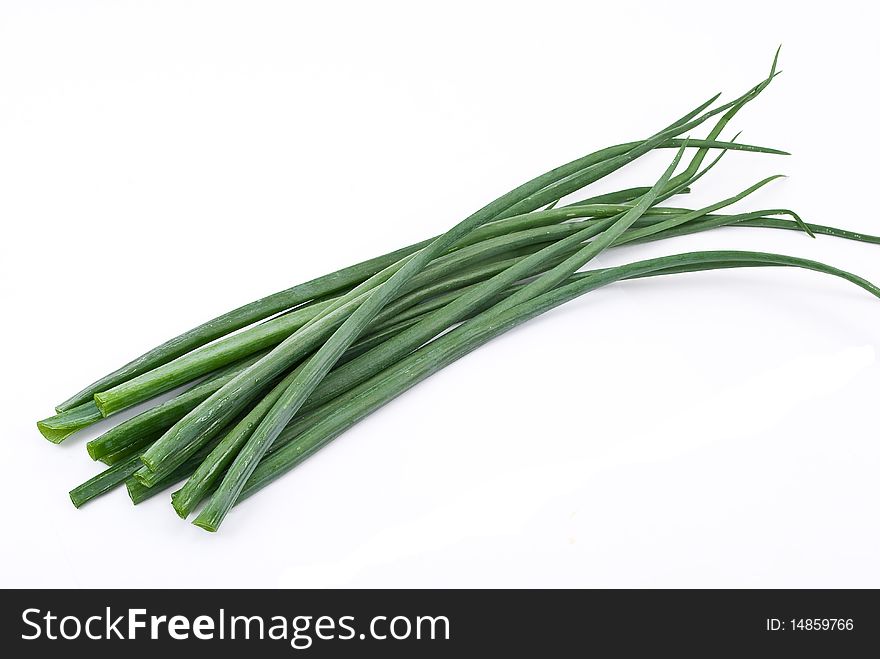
[39, 51, 880, 532]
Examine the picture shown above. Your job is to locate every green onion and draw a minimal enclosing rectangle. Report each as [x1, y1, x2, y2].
[37, 402, 103, 444]
[48, 51, 880, 537]
[69, 454, 143, 508]
[85, 353, 267, 461]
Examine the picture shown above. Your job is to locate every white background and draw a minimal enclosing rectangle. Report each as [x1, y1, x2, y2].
[2, 1, 879, 588]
